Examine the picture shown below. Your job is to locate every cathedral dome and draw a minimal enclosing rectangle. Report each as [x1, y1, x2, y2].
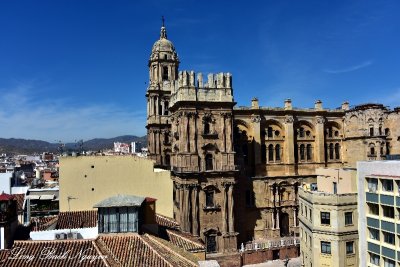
[150, 25, 178, 61]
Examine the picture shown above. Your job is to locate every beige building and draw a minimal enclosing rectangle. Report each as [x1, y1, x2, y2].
[299, 168, 358, 267]
[59, 155, 173, 217]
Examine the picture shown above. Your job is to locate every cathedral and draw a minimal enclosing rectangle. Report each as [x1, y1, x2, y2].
[145, 23, 400, 253]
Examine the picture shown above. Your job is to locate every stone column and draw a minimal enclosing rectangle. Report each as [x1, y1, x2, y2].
[183, 185, 190, 232]
[155, 97, 159, 116]
[252, 116, 262, 166]
[276, 208, 280, 229]
[228, 184, 235, 233]
[293, 207, 297, 227]
[179, 185, 184, 227]
[186, 113, 190, 153]
[284, 116, 295, 164]
[271, 210, 275, 229]
[226, 113, 233, 152]
[275, 186, 280, 205]
[315, 116, 325, 163]
[192, 186, 199, 236]
[222, 114, 226, 152]
[222, 185, 228, 233]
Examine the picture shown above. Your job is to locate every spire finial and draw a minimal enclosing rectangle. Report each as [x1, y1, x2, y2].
[160, 16, 167, 39]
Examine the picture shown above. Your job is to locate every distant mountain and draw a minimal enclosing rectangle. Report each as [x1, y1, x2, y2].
[0, 135, 147, 155]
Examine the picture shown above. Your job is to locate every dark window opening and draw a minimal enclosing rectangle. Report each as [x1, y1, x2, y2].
[321, 241, 331, 254]
[328, 127, 333, 137]
[163, 101, 169, 115]
[300, 144, 305, 160]
[205, 154, 213, 171]
[345, 212, 353, 225]
[204, 122, 210, 134]
[370, 146, 375, 156]
[206, 235, 217, 253]
[268, 144, 274, 162]
[321, 212, 330, 225]
[334, 143, 340, 160]
[165, 154, 170, 166]
[162, 66, 168, 80]
[164, 54, 167, 60]
[370, 127, 374, 136]
[329, 143, 334, 160]
[385, 128, 390, 136]
[267, 127, 273, 138]
[205, 191, 214, 207]
[386, 142, 390, 155]
[306, 144, 312, 160]
[158, 104, 163, 115]
[275, 145, 281, 161]
[378, 126, 382, 135]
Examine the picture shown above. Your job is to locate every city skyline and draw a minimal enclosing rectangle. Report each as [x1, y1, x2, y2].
[1, 0, 400, 142]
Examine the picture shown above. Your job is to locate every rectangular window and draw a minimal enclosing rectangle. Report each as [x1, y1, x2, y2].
[370, 253, 380, 266]
[206, 191, 214, 207]
[321, 241, 331, 254]
[345, 212, 353, 225]
[382, 205, 394, 219]
[367, 178, 378, 192]
[346, 241, 354, 254]
[382, 179, 393, 192]
[369, 228, 380, 241]
[321, 212, 330, 225]
[368, 203, 379, 216]
[383, 231, 395, 245]
[309, 209, 312, 222]
[383, 257, 395, 267]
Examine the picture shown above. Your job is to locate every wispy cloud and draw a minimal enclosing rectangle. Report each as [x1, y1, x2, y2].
[323, 60, 373, 74]
[0, 82, 146, 142]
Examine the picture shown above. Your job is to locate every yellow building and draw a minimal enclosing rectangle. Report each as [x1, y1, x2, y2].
[299, 168, 359, 267]
[59, 155, 173, 217]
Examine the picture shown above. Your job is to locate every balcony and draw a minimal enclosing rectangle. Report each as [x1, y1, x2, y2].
[242, 236, 300, 252]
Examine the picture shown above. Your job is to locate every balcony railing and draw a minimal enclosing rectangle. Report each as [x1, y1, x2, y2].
[241, 237, 300, 252]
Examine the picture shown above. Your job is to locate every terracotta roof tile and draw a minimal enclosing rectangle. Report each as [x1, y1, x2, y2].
[2, 240, 108, 267]
[30, 216, 58, 231]
[143, 234, 199, 267]
[56, 210, 97, 229]
[156, 213, 180, 229]
[166, 229, 205, 252]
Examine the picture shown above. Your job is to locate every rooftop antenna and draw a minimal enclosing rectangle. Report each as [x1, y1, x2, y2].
[67, 196, 77, 234]
[161, 15, 165, 27]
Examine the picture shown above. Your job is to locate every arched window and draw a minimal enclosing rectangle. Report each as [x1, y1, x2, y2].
[329, 143, 334, 160]
[204, 122, 210, 134]
[369, 127, 374, 137]
[370, 146, 375, 156]
[306, 144, 312, 161]
[268, 144, 274, 162]
[300, 144, 305, 161]
[162, 66, 168, 80]
[205, 154, 213, 170]
[328, 127, 333, 138]
[334, 143, 340, 160]
[165, 154, 170, 166]
[261, 144, 266, 163]
[275, 144, 281, 161]
[386, 142, 390, 155]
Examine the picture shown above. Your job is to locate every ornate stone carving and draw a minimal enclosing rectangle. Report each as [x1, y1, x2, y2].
[251, 116, 261, 123]
[284, 116, 294, 124]
[316, 116, 325, 124]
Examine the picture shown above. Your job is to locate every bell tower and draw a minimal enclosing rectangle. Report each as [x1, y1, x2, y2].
[146, 19, 179, 167]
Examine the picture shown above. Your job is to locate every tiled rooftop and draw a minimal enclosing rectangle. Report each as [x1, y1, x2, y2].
[56, 210, 97, 229]
[166, 229, 205, 252]
[0, 233, 200, 267]
[156, 213, 180, 229]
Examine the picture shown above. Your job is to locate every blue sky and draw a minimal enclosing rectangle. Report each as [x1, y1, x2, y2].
[1, 0, 400, 142]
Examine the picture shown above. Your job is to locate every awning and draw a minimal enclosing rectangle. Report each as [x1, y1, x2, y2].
[39, 194, 55, 200]
[26, 195, 40, 200]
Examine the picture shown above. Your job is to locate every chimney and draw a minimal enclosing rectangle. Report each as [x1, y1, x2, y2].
[251, 97, 259, 109]
[284, 99, 292, 110]
[315, 100, 322, 110]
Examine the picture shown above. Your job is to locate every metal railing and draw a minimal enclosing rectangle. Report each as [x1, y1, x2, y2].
[242, 237, 300, 252]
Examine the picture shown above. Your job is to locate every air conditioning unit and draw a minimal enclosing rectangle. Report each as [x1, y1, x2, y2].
[67, 232, 78, 240]
[55, 233, 67, 240]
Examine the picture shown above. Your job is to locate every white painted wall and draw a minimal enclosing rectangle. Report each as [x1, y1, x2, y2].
[0, 173, 12, 194]
[30, 227, 98, 240]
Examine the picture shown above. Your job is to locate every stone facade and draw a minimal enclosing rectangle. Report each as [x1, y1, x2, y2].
[145, 23, 400, 253]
